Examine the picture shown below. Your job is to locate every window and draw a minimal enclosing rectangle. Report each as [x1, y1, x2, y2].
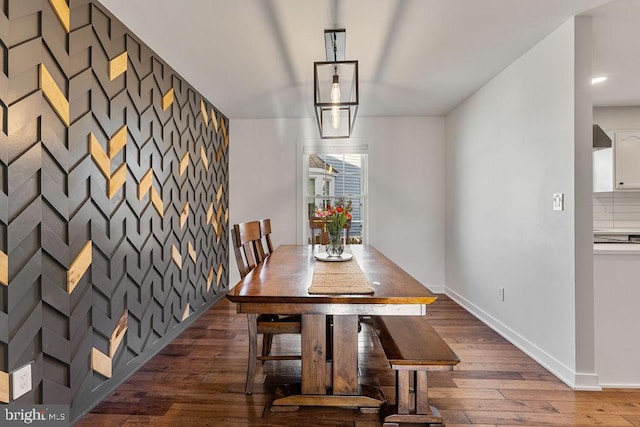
[303, 145, 367, 245]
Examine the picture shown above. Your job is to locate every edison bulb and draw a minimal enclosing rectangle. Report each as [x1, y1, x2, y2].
[331, 106, 340, 129]
[330, 82, 341, 102]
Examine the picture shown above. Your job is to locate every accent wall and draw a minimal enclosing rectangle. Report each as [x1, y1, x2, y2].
[0, 0, 229, 421]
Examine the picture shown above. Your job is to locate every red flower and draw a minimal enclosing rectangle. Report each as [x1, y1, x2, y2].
[336, 206, 343, 213]
[346, 212, 352, 219]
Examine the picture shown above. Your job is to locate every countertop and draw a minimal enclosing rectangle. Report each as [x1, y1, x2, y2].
[594, 243, 640, 255]
[594, 228, 640, 235]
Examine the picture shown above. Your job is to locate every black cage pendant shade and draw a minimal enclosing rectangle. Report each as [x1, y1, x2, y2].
[314, 29, 358, 139]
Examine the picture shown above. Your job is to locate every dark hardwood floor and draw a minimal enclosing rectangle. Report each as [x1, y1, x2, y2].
[78, 295, 640, 426]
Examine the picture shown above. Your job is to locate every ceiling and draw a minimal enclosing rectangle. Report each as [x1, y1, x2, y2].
[98, 0, 638, 119]
[590, 0, 640, 107]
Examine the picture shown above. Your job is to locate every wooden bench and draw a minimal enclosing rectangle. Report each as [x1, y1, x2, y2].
[373, 316, 460, 426]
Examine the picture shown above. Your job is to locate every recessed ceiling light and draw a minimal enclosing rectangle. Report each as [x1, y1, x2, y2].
[591, 76, 607, 85]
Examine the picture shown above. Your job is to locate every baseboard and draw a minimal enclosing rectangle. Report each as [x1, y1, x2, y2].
[573, 372, 601, 391]
[71, 293, 225, 423]
[599, 382, 640, 388]
[445, 287, 600, 391]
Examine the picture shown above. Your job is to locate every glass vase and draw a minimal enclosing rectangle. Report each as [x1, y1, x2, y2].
[326, 229, 344, 257]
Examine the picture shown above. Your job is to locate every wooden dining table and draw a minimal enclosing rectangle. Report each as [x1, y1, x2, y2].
[226, 244, 437, 409]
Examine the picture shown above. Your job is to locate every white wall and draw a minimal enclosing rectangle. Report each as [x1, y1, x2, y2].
[229, 117, 446, 290]
[445, 18, 596, 388]
[594, 106, 640, 130]
[354, 117, 446, 293]
[228, 119, 315, 285]
[573, 17, 595, 384]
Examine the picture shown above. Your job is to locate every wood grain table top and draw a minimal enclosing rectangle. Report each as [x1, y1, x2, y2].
[226, 245, 437, 305]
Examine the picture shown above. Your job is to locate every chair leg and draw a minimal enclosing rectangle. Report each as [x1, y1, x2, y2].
[245, 314, 257, 395]
[261, 333, 274, 362]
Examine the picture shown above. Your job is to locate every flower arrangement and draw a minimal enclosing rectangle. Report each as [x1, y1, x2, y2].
[314, 199, 352, 256]
[314, 199, 353, 234]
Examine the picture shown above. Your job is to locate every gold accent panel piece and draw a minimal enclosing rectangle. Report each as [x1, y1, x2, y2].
[179, 153, 189, 177]
[90, 134, 110, 178]
[211, 216, 218, 233]
[182, 304, 190, 321]
[92, 348, 112, 378]
[216, 205, 223, 225]
[150, 187, 164, 217]
[216, 146, 222, 164]
[171, 245, 182, 269]
[206, 267, 213, 291]
[224, 208, 229, 224]
[49, 0, 70, 32]
[206, 203, 213, 225]
[188, 241, 196, 262]
[0, 371, 8, 403]
[162, 88, 174, 111]
[108, 163, 127, 199]
[200, 100, 208, 125]
[211, 109, 219, 133]
[110, 311, 128, 358]
[0, 251, 8, 286]
[90, 128, 128, 199]
[212, 206, 223, 237]
[138, 169, 153, 200]
[109, 125, 127, 158]
[67, 241, 92, 293]
[109, 51, 128, 81]
[216, 185, 223, 203]
[92, 310, 128, 378]
[200, 146, 209, 171]
[180, 202, 189, 229]
[221, 119, 228, 147]
[216, 262, 223, 285]
[40, 64, 70, 127]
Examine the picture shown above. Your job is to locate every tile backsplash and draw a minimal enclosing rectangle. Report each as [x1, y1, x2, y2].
[594, 191, 640, 230]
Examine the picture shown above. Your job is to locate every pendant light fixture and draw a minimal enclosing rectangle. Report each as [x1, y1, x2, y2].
[314, 29, 359, 139]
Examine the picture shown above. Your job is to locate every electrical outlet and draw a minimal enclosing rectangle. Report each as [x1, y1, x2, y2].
[12, 363, 32, 400]
[497, 286, 505, 302]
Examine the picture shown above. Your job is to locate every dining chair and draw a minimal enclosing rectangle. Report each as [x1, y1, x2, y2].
[231, 221, 301, 394]
[309, 216, 328, 247]
[259, 218, 274, 256]
[309, 217, 351, 247]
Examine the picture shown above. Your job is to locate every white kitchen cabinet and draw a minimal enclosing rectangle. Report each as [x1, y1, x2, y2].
[593, 130, 640, 192]
[593, 147, 613, 192]
[614, 131, 640, 190]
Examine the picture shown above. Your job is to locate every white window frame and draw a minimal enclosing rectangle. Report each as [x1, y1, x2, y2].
[296, 139, 369, 245]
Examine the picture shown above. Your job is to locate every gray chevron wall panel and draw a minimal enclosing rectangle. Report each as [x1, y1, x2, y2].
[0, 0, 229, 420]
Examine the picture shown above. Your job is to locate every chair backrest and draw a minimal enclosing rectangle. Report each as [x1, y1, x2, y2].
[259, 219, 274, 255]
[309, 217, 326, 247]
[308, 217, 351, 246]
[232, 221, 265, 278]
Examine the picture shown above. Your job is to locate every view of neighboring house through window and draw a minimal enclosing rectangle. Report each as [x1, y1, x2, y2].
[305, 152, 366, 244]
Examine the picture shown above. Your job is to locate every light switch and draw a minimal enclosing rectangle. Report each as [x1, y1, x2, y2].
[553, 193, 564, 211]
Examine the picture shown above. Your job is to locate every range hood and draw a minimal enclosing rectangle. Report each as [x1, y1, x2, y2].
[593, 124, 612, 150]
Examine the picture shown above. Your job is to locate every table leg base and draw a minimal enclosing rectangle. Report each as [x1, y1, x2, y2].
[381, 403, 443, 426]
[272, 383, 386, 409]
